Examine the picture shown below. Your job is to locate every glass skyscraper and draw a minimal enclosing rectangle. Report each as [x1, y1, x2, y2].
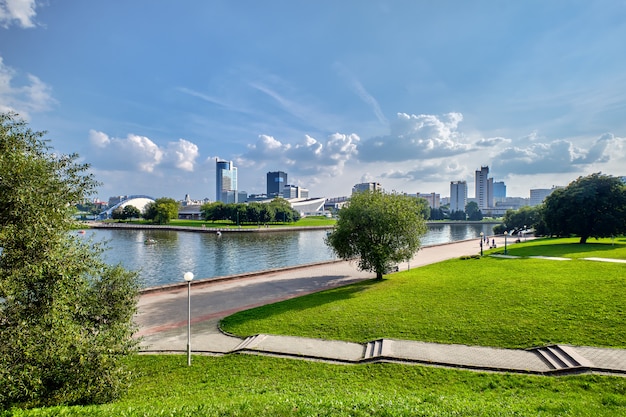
[216, 159, 237, 203]
[267, 171, 287, 198]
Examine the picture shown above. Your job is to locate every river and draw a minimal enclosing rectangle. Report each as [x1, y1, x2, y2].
[78, 223, 497, 288]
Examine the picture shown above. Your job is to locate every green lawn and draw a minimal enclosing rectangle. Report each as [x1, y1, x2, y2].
[5, 355, 626, 416]
[222, 238, 626, 349]
[7, 238, 626, 416]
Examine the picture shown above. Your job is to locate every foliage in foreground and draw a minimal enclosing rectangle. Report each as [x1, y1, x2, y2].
[223, 238, 626, 348]
[3, 355, 626, 416]
[0, 113, 140, 408]
[325, 190, 428, 279]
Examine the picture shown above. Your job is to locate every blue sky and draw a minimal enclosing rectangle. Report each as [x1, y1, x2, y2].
[2, 1, 626, 201]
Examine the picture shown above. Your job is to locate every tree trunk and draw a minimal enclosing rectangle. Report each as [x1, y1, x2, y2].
[376, 271, 383, 280]
[579, 235, 588, 244]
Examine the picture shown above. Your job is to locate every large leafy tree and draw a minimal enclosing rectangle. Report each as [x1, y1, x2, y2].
[325, 190, 427, 279]
[543, 173, 626, 243]
[0, 113, 139, 408]
[143, 197, 179, 224]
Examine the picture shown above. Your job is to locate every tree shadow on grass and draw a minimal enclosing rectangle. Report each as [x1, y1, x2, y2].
[220, 278, 383, 330]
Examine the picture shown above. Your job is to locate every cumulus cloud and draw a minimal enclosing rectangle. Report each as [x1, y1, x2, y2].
[491, 133, 616, 174]
[381, 161, 465, 183]
[475, 136, 511, 147]
[88, 130, 199, 174]
[0, 0, 38, 28]
[358, 112, 471, 162]
[239, 132, 359, 176]
[0, 56, 55, 116]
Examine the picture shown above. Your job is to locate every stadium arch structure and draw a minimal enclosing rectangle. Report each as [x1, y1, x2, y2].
[98, 195, 155, 220]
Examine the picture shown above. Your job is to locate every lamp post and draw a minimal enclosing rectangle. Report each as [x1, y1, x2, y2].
[480, 232, 484, 256]
[504, 231, 508, 255]
[183, 271, 194, 366]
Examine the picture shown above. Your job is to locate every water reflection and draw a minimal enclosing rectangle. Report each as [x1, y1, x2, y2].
[81, 223, 496, 288]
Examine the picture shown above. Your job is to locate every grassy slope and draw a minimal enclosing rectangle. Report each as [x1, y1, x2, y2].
[7, 238, 626, 416]
[222, 237, 626, 348]
[7, 355, 626, 416]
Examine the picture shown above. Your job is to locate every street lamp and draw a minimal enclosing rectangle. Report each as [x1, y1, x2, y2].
[183, 271, 194, 366]
[480, 232, 484, 256]
[504, 231, 508, 255]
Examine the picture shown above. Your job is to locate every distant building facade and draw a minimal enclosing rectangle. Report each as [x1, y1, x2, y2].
[283, 184, 309, 199]
[529, 187, 561, 206]
[493, 181, 506, 203]
[352, 182, 382, 194]
[475, 166, 494, 210]
[216, 159, 238, 203]
[450, 181, 468, 212]
[267, 171, 288, 198]
[416, 192, 440, 209]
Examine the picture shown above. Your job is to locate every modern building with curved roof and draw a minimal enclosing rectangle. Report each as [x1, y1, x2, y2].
[98, 195, 155, 219]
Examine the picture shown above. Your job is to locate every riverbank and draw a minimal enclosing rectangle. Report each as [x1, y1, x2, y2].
[85, 219, 501, 234]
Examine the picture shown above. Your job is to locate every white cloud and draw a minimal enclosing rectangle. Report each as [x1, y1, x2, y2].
[358, 112, 471, 162]
[491, 134, 616, 175]
[239, 132, 359, 177]
[88, 130, 199, 174]
[475, 136, 511, 147]
[164, 139, 199, 172]
[0, 56, 55, 116]
[0, 0, 38, 28]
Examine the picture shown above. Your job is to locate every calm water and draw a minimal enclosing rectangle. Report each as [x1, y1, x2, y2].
[79, 223, 495, 288]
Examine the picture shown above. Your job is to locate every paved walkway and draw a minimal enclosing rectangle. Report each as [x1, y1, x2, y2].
[137, 236, 626, 376]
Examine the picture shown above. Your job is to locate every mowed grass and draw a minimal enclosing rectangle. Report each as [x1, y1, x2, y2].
[6, 355, 626, 416]
[222, 238, 626, 349]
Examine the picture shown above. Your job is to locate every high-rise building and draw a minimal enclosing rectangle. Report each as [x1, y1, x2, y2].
[216, 159, 238, 203]
[450, 181, 467, 212]
[352, 182, 382, 194]
[475, 166, 494, 210]
[416, 193, 440, 209]
[267, 171, 287, 198]
[493, 181, 506, 203]
[529, 187, 561, 206]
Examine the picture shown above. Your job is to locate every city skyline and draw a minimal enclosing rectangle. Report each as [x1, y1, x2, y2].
[2, 2, 625, 200]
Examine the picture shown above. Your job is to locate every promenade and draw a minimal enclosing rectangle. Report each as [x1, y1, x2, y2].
[136, 236, 626, 376]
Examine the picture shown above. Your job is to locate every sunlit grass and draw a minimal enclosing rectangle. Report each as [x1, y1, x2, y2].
[222, 238, 626, 348]
[6, 355, 626, 416]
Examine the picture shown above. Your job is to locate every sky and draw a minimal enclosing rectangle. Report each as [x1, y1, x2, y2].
[1, 1, 626, 202]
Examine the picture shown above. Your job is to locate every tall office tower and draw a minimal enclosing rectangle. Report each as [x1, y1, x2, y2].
[216, 159, 238, 203]
[267, 171, 288, 198]
[493, 181, 506, 203]
[475, 166, 494, 210]
[352, 182, 382, 194]
[450, 181, 468, 212]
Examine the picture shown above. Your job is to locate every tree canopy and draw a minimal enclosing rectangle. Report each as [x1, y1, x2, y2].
[542, 173, 626, 243]
[201, 198, 300, 224]
[325, 190, 427, 279]
[0, 113, 139, 408]
[143, 197, 179, 224]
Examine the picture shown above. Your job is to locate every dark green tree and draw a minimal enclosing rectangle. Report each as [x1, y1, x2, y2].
[543, 173, 626, 243]
[465, 201, 483, 221]
[325, 190, 427, 279]
[143, 197, 179, 224]
[201, 201, 228, 221]
[494, 206, 543, 235]
[122, 204, 141, 220]
[0, 113, 139, 408]
[449, 210, 467, 220]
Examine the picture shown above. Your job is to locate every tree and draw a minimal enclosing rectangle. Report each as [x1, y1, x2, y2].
[494, 206, 543, 235]
[0, 113, 139, 408]
[543, 173, 626, 243]
[122, 204, 141, 220]
[465, 201, 483, 221]
[325, 190, 427, 280]
[449, 210, 467, 220]
[143, 197, 179, 224]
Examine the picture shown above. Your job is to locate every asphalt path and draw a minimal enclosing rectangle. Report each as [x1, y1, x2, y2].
[136, 236, 501, 352]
